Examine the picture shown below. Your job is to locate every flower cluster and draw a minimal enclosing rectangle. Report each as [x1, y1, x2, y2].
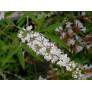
[17, 26, 83, 79]
[55, 18, 92, 53]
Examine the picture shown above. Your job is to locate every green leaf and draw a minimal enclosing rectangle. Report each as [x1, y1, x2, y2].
[1, 45, 20, 68]
[17, 46, 25, 69]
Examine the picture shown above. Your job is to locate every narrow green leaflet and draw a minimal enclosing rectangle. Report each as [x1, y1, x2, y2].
[17, 46, 25, 69]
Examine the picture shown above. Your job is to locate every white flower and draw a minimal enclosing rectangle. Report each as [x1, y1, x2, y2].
[87, 44, 91, 49]
[33, 32, 41, 37]
[83, 65, 92, 70]
[26, 25, 33, 31]
[75, 35, 81, 41]
[76, 45, 83, 53]
[43, 41, 51, 47]
[67, 29, 74, 36]
[60, 54, 70, 62]
[67, 38, 75, 46]
[75, 19, 84, 29]
[17, 31, 23, 38]
[51, 55, 59, 63]
[80, 27, 86, 32]
[38, 76, 46, 80]
[44, 54, 52, 61]
[32, 40, 41, 46]
[69, 61, 76, 69]
[66, 22, 72, 29]
[18, 28, 84, 79]
[42, 38, 50, 46]
[30, 33, 34, 38]
[24, 33, 31, 42]
[66, 65, 72, 71]
[72, 74, 78, 79]
[59, 26, 63, 30]
[60, 32, 66, 39]
[55, 28, 60, 32]
[50, 45, 62, 56]
[39, 47, 47, 55]
[72, 67, 82, 79]
[35, 36, 42, 42]
[55, 26, 63, 32]
[21, 38, 26, 43]
[57, 60, 67, 67]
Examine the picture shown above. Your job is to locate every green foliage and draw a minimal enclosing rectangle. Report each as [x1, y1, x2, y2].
[0, 11, 92, 80]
